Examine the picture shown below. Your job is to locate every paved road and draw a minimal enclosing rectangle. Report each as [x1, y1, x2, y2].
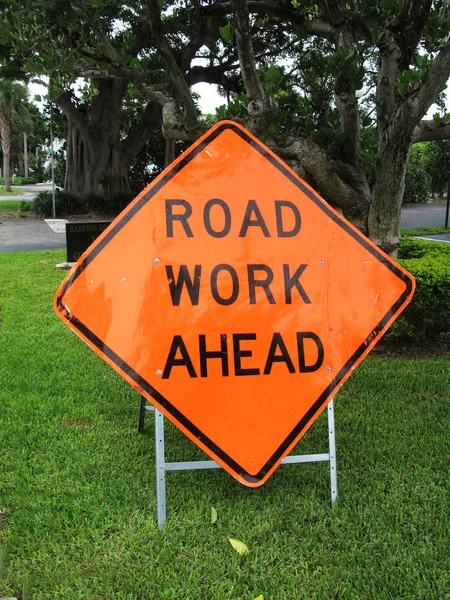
[0, 201, 449, 253]
[400, 202, 448, 229]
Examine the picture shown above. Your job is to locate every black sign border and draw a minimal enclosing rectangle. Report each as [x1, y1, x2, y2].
[56, 122, 414, 484]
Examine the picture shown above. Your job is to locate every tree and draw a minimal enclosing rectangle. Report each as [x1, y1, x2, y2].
[213, 0, 450, 254]
[0, 80, 32, 191]
[4, 0, 450, 253]
[0, 0, 239, 196]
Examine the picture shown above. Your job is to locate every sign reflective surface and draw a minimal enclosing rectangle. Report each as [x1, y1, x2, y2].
[55, 121, 415, 486]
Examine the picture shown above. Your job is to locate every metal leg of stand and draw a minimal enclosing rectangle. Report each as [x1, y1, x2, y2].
[328, 399, 338, 506]
[150, 397, 337, 525]
[155, 409, 167, 528]
[138, 395, 147, 433]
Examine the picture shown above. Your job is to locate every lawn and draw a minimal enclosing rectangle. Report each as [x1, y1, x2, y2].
[0, 201, 30, 219]
[1, 250, 449, 600]
[0, 187, 24, 196]
[401, 225, 449, 236]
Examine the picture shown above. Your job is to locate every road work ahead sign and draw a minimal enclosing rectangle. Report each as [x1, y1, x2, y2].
[55, 121, 415, 487]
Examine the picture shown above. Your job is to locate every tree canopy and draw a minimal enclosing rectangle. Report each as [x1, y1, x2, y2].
[2, 0, 450, 252]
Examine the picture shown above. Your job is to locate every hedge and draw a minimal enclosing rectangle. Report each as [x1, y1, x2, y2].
[387, 237, 450, 345]
[0, 176, 38, 185]
[31, 190, 134, 218]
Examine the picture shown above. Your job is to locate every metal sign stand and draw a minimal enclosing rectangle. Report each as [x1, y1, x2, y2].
[138, 396, 338, 528]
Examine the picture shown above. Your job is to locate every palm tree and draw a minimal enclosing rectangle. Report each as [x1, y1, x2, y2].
[0, 80, 32, 191]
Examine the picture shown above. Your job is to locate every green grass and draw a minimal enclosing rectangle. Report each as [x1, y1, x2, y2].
[1, 250, 449, 599]
[0, 186, 24, 196]
[401, 225, 449, 236]
[0, 200, 25, 213]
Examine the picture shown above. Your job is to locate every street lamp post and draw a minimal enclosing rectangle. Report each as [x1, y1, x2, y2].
[50, 102, 56, 219]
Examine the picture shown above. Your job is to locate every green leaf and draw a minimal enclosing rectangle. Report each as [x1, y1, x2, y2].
[210, 506, 217, 524]
[34, 95, 42, 103]
[396, 82, 408, 96]
[22, 59, 41, 74]
[228, 538, 249, 555]
[433, 112, 441, 125]
[140, 57, 152, 70]
[267, 122, 278, 135]
[253, 596, 264, 600]
[0, 20, 10, 45]
[158, 0, 165, 9]
[219, 22, 233, 43]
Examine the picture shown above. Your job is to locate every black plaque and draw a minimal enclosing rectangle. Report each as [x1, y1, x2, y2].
[66, 221, 112, 262]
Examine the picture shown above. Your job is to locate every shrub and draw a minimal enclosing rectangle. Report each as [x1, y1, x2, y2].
[398, 235, 450, 259]
[19, 176, 39, 185]
[31, 191, 134, 218]
[0, 176, 38, 185]
[32, 191, 86, 217]
[19, 200, 32, 212]
[82, 192, 133, 216]
[386, 237, 450, 344]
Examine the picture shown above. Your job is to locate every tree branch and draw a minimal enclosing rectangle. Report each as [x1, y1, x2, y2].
[376, 0, 434, 133]
[52, 90, 87, 131]
[392, 0, 433, 71]
[185, 64, 241, 92]
[122, 101, 162, 158]
[198, 1, 334, 40]
[230, 0, 278, 129]
[180, 40, 204, 73]
[146, 0, 198, 128]
[76, 47, 112, 65]
[231, 0, 265, 104]
[268, 134, 371, 232]
[75, 65, 165, 85]
[334, 25, 361, 166]
[95, 28, 123, 65]
[408, 36, 450, 122]
[138, 86, 204, 141]
[125, 20, 152, 58]
[376, 29, 401, 132]
[412, 118, 450, 143]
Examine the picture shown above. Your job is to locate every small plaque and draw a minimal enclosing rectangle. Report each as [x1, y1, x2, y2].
[66, 221, 112, 262]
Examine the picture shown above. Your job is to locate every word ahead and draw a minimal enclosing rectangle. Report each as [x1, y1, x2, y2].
[162, 331, 324, 379]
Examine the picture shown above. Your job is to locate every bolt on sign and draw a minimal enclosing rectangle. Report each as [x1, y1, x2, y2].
[54, 121, 415, 487]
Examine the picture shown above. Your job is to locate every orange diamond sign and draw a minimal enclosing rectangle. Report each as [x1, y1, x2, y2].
[55, 121, 415, 487]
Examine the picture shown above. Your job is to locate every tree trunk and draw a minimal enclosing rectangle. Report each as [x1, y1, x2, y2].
[0, 113, 11, 192]
[3, 151, 10, 192]
[23, 132, 28, 177]
[271, 136, 372, 235]
[165, 139, 175, 167]
[56, 79, 131, 198]
[368, 133, 412, 255]
[64, 120, 131, 197]
[59, 81, 162, 200]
